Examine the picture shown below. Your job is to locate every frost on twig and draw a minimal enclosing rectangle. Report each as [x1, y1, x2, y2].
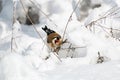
[11, 20, 21, 53]
[11, 0, 21, 53]
[85, 6, 120, 40]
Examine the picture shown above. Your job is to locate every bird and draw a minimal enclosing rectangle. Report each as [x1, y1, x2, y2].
[42, 25, 63, 53]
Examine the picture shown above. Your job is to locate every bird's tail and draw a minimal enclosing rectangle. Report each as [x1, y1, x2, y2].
[42, 25, 55, 35]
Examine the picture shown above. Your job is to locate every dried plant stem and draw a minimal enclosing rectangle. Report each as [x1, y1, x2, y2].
[11, 1, 17, 53]
[85, 7, 120, 28]
[61, 46, 86, 50]
[62, 0, 82, 40]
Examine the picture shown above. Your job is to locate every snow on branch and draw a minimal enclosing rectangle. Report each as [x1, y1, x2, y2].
[85, 6, 120, 28]
[85, 6, 120, 40]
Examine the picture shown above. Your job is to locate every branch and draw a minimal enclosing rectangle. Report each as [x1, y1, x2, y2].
[11, 1, 17, 53]
[85, 7, 120, 28]
[95, 23, 120, 39]
[61, 46, 86, 50]
[84, 6, 120, 40]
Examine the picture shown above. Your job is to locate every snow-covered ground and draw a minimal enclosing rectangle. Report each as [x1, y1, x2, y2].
[1, 54, 120, 80]
[0, 0, 120, 80]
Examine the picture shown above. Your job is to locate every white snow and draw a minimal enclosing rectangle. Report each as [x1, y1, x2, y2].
[0, 0, 120, 80]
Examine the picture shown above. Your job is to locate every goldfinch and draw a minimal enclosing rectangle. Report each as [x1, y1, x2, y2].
[42, 25, 63, 53]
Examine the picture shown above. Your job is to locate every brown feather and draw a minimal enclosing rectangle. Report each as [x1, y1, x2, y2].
[47, 33, 62, 52]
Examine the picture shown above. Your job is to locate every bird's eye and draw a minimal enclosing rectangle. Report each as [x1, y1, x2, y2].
[57, 37, 59, 40]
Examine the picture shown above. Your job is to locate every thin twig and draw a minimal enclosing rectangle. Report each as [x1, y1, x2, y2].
[53, 52, 62, 62]
[102, 6, 120, 17]
[95, 22, 120, 31]
[95, 23, 120, 40]
[62, 0, 82, 40]
[67, 44, 72, 56]
[85, 16, 107, 28]
[85, 7, 120, 28]
[100, 6, 117, 17]
[11, 1, 17, 53]
[61, 46, 86, 50]
[85, 6, 120, 40]
[95, 23, 114, 37]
